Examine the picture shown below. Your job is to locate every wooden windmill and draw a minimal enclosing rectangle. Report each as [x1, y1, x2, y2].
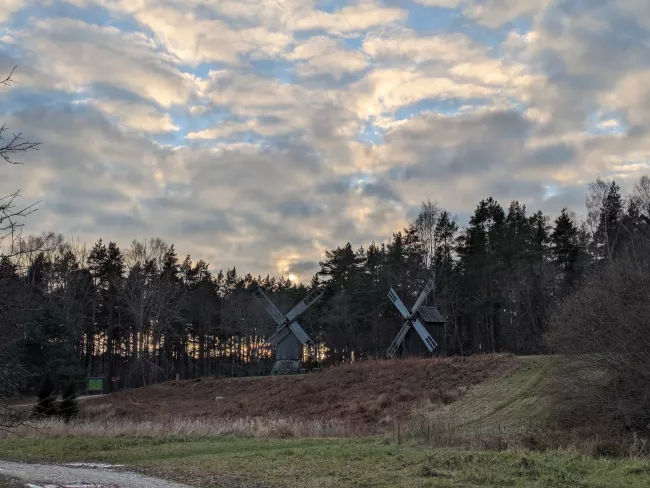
[252, 287, 323, 374]
[386, 279, 446, 358]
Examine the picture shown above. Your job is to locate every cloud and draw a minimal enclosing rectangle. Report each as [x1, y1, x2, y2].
[0, 0, 25, 24]
[129, 6, 292, 65]
[287, 36, 369, 80]
[1, 0, 650, 280]
[19, 18, 198, 108]
[286, 1, 406, 35]
[463, 0, 546, 28]
[78, 98, 180, 133]
[363, 28, 483, 65]
[414, 0, 463, 7]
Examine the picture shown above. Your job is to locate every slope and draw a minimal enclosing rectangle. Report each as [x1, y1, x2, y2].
[82, 354, 553, 433]
[415, 355, 556, 431]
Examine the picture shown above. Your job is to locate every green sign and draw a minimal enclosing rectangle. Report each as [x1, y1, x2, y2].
[88, 377, 104, 392]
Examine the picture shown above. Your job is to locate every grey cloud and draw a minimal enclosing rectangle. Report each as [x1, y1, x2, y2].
[94, 210, 149, 232]
[361, 181, 401, 202]
[484, 179, 547, 205]
[331, 219, 358, 242]
[539, 190, 589, 218]
[316, 179, 348, 195]
[528, 143, 576, 167]
[385, 165, 423, 181]
[315, 175, 401, 203]
[48, 200, 83, 216]
[276, 200, 328, 218]
[529, 1, 650, 135]
[179, 218, 233, 236]
[288, 260, 319, 274]
[44, 182, 127, 205]
[381, 109, 532, 181]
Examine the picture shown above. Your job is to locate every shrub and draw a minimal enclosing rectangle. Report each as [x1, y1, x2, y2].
[545, 235, 650, 439]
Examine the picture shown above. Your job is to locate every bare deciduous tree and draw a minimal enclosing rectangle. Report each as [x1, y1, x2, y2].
[119, 239, 183, 386]
[413, 199, 441, 273]
[0, 67, 45, 431]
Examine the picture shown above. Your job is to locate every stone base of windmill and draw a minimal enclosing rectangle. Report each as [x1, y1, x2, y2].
[271, 359, 301, 376]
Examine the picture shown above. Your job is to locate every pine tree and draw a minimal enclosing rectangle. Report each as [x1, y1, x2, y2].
[550, 208, 584, 289]
[457, 197, 506, 353]
[593, 181, 624, 260]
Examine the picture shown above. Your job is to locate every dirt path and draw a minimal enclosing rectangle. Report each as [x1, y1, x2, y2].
[12, 395, 106, 409]
[0, 461, 193, 488]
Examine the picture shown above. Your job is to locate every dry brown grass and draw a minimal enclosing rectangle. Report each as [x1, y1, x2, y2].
[0, 416, 355, 440]
[82, 354, 518, 432]
[392, 417, 650, 459]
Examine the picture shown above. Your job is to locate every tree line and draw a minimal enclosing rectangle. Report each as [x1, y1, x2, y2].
[1, 173, 648, 394]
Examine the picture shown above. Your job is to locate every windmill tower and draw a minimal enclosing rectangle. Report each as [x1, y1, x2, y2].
[386, 279, 446, 358]
[252, 287, 323, 375]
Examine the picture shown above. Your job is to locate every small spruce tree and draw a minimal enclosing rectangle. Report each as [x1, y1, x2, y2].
[34, 374, 57, 417]
[58, 382, 79, 421]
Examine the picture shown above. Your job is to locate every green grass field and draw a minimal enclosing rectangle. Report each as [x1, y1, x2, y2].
[418, 356, 556, 429]
[1, 436, 649, 488]
[0, 475, 21, 488]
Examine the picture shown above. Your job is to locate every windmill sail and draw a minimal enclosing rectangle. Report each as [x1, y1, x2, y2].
[267, 324, 291, 346]
[411, 279, 435, 314]
[288, 320, 313, 346]
[412, 318, 438, 352]
[252, 286, 323, 369]
[285, 288, 323, 322]
[387, 321, 410, 358]
[386, 279, 441, 357]
[252, 288, 287, 326]
[388, 288, 410, 318]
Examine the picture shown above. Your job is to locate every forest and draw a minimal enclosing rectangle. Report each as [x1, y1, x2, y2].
[2, 170, 649, 394]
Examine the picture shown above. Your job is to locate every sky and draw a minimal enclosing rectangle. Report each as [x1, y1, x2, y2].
[0, 0, 649, 282]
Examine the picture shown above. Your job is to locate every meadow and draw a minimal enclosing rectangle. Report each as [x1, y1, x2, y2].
[2, 355, 649, 487]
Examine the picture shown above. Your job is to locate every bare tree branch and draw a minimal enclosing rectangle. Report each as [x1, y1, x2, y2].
[0, 66, 16, 86]
[0, 66, 45, 431]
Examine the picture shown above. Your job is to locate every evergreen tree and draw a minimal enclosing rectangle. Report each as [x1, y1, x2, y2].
[593, 181, 624, 260]
[457, 197, 506, 353]
[34, 374, 57, 417]
[551, 208, 585, 290]
[58, 381, 79, 422]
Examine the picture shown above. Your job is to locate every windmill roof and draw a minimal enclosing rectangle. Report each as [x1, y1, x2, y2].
[417, 306, 445, 324]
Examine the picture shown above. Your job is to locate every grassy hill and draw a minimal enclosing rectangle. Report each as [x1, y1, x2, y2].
[8, 354, 558, 438]
[3, 355, 649, 487]
[418, 355, 555, 429]
[81, 354, 526, 433]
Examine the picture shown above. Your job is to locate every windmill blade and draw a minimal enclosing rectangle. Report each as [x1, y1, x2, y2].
[285, 288, 324, 322]
[288, 320, 314, 347]
[252, 288, 286, 326]
[388, 287, 409, 318]
[411, 279, 435, 315]
[412, 318, 438, 353]
[387, 321, 410, 358]
[267, 324, 291, 346]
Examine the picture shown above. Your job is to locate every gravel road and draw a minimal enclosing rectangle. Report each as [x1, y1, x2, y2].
[0, 460, 194, 488]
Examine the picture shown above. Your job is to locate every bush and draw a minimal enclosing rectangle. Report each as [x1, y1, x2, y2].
[545, 236, 650, 438]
